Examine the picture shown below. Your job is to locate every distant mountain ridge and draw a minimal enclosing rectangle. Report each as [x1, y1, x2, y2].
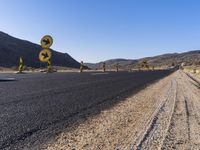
[0, 31, 81, 68]
[1, 31, 200, 70]
[86, 50, 200, 69]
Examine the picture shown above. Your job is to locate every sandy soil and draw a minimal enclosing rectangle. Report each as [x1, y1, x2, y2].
[44, 70, 200, 150]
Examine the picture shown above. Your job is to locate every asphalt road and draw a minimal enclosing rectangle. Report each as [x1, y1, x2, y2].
[0, 70, 173, 149]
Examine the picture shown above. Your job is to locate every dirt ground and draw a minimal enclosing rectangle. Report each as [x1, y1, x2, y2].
[45, 70, 200, 150]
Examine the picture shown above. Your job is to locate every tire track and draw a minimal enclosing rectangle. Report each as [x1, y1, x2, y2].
[184, 97, 191, 141]
[162, 70, 200, 149]
[181, 72, 200, 148]
[133, 78, 177, 150]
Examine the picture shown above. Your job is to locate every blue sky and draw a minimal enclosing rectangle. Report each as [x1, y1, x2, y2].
[1, 0, 200, 63]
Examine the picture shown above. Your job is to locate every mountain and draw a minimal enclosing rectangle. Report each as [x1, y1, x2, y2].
[86, 51, 200, 69]
[0, 31, 81, 68]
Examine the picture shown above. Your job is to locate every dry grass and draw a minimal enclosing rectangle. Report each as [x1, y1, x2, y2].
[183, 66, 200, 79]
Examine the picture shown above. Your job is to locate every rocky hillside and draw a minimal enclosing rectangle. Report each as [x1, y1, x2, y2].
[0, 31, 81, 68]
[86, 51, 200, 69]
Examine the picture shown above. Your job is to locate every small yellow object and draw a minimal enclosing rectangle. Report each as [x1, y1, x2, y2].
[18, 57, 24, 73]
[129, 65, 132, 72]
[141, 60, 149, 70]
[47, 60, 52, 73]
[116, 63, 119, 72]
[80, 61, 84, 73]
[40, 35, 53, 48]
[103, 62, 106, 72]
[39, 49, 52, 62]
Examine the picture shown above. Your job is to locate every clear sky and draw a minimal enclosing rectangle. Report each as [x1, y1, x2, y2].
[1, 0, 200, 63]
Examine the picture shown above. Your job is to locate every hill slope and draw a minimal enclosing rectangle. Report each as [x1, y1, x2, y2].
[86, 51, 200, 69]
[0, 31, 80, 68]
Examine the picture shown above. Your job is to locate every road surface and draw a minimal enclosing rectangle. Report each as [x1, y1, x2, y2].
[0, 70, 172, 150]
